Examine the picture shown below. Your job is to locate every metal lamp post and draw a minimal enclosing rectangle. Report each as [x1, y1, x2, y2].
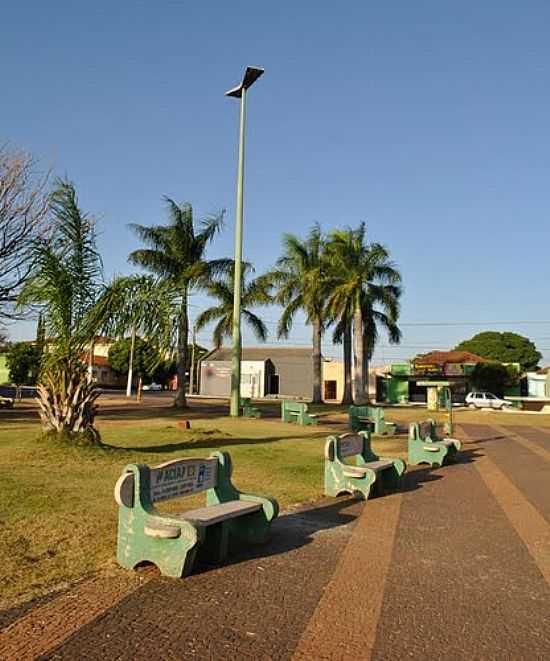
[226, 66, 264, 417]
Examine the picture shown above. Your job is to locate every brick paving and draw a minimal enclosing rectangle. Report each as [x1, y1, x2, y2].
[1, 423, 550, 660]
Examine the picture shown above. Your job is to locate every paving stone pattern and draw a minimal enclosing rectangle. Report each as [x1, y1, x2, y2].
[1, 423, 549, 660]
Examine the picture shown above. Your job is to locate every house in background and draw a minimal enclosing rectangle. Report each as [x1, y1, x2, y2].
[377, 350, 521, 404]
[0, 354, 9, 384]
[200, 347, 318, 399]
[526, 368, 550, 398]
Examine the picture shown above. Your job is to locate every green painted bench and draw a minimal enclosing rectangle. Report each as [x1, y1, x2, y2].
[114, 451, 279, 578]
[408, 420, 461, 467]
[324, 431, 406, 500]
[281, 400, 318, 426]
[240, 397, 261, 418]
[349, 405, 397, 435]
[348, 405, 374, 433]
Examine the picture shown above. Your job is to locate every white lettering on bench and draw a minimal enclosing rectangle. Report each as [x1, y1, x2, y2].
[114, 457, 218, 508]
[150, 458, 217, 503]
[339, 434, 364, 458]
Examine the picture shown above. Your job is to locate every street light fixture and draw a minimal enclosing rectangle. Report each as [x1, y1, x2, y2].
[226, 66, 264, 417]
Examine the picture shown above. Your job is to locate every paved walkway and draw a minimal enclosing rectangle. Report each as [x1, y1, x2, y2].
[1, 423, 549, 660]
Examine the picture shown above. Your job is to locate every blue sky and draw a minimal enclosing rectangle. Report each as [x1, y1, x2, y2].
[3, 1, 550, 363]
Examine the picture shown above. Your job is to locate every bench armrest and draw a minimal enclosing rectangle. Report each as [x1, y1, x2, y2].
[146, 513, 202, 544]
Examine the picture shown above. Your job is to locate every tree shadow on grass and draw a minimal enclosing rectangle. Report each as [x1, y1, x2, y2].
[106, 432, 329, 454]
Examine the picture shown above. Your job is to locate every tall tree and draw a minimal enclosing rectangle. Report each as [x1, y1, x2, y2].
[0, 146, 50, 322]
[326, 224, 401, 404]
[268, 224, 326, 403]
[195, 262, 271, 348]
[128, 199, 227, 408]
[455, 332, 541, 371]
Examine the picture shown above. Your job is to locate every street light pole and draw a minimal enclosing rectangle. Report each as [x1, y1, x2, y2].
[226, 66, 264, 417]
[189, 324, 197, 396]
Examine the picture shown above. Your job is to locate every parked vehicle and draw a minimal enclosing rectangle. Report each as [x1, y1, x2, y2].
[465, 391, 512, 410]
[142, 382, 162, 391]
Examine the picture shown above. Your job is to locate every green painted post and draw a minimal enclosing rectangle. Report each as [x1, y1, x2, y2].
[446, 386, 453, 435]
[230, 87, 247, 417]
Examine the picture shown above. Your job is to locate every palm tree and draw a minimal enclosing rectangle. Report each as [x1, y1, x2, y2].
[268, 224, 326, 403]
[195, 262, 271, 348]
[326, 223, 402, 404]
[18, 179, 106, 441]
[99, 274, 177, 396]
[128, 199, 228, 408]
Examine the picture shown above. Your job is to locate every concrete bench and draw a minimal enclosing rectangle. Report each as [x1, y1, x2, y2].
[349, 405, 396, 435]
[114, 451, 279, 577]
[408, 420, 461, 467]
[281, 400, 318, 426]
[240, 397, 261, 418]
[324, 431, 406, 500]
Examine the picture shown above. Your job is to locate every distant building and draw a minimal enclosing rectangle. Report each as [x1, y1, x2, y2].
[200, 347, 317, 399]
[0, 354, 8, 384]
[377, 351, 520, 404]
[526, 368, 550, 398]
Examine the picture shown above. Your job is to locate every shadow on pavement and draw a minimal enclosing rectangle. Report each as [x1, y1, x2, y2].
[193, 497, 362, 573]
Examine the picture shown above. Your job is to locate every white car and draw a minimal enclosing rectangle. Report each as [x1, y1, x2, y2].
[142, 382, 162, 391]
[465, 392, 512, 410]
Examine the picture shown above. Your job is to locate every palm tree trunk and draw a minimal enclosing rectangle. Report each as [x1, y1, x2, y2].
[352, 304, 367, 404]
[341, 322, 353, 404]
[312, 317, 323, 403]
[174, 293, 189, 408]
[362, 332, 370, 402]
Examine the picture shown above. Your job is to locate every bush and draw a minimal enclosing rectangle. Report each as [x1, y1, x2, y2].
[470, 362, 518, 397]
[5, 342, 42, 385]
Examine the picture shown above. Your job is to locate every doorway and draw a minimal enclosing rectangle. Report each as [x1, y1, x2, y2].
[324, 380, 337, 400]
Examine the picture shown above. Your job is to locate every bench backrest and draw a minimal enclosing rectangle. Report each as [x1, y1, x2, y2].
[115, 457, 218, 508]
[419, 420, 434, 439]
[349, 406, 383, 420]
[409, 420, 435, 441]
[349, 405, 369, 418]
[338, 433, 364, 458]
[326, 433, 364, 461]
[283, 401, 307, 413]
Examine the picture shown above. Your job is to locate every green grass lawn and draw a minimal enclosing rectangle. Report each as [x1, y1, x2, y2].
[1, 398, 548, 610]
[0, 407, 405, 609]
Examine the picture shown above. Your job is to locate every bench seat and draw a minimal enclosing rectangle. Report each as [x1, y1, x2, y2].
[342, 460, 394, 477]
[179, 500, 261, 525]
[145, 501, 262, 538]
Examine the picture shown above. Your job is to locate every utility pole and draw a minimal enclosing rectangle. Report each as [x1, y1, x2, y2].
[126, 326, 136, 398]
[189, 325, 196, 396]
